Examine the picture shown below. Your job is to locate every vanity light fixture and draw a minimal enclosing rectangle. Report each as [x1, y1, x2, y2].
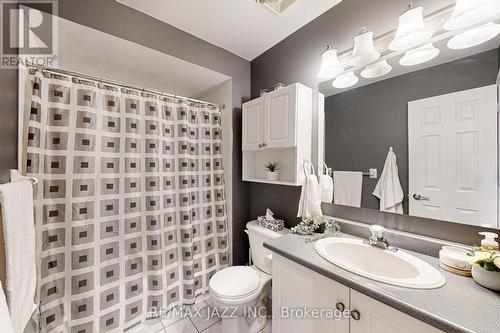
[399, 43, 440, 66]
[447, 22, 500, 49]
[443, 0, 500, 31]
[317, 45, 344, 79]
[361, 60, 393, 79]
[332, 72, 359, 88]
[389, 3, 433, 51]
[349, 27, 380, 67]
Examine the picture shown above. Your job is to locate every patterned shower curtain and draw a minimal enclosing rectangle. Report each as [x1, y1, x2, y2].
[22, 69, 229, 332]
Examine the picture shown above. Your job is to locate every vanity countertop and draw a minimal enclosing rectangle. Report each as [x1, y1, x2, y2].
[264, 234, 500, 333]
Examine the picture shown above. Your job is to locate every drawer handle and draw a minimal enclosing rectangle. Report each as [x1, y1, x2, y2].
[351, 310, 361, 321]
[335, 302, 345, 312]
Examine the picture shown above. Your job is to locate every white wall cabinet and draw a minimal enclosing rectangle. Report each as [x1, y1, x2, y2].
[272, 254, 444, 333]
[242, 98, 265, 151]
[264, 84, 297, 148]
[242, 83, 312, 186]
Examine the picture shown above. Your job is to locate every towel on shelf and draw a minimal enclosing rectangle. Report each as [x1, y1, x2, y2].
[297, 162, 322, 218]
[373, 147, 404, 213]
[333, 171, 363, 207]
[0, 281, 15, 333]
[319, 163, 333, 203]
[0, 178, 37, 333]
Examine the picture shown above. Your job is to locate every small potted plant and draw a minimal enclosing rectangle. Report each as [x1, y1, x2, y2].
[264, 162, 279, 181]
[470, 250, 500, 291]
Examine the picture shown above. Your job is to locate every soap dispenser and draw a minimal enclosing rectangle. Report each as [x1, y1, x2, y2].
[478, 232, 499, 252]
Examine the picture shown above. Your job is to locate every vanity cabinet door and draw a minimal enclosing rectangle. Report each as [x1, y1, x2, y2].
[242, 97, 265, 151]
[272, 254, 350, 333]
[349, 290, 444, 333]
[264, 84, 297, 148]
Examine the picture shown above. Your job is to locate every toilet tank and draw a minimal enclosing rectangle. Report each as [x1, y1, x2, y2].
[246, 221, 288, 274]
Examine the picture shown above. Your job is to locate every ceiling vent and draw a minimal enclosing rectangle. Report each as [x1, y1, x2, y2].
[257, 0, 296, 15]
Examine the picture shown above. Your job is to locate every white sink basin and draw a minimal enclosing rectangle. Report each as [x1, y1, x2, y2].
[314, 237, 445, 289]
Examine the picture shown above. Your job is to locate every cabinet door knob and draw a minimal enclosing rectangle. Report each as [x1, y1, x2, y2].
[263, 142, 267, 147]
[335, 302, 345, 312]
[351, 310, 361, 321]
[258, 144, 262, 148]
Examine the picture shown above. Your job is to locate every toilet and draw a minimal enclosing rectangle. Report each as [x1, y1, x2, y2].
[209, 221, 287, 333]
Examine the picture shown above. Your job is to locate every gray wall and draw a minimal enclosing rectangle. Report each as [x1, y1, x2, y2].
[0, 0, 251, 264]
[250, 0, 500, 243]
[325, 49, 499, 214]
[0, 69, 18, 184]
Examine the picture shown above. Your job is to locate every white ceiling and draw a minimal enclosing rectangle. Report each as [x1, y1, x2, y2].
[57, 17, 230, 97]
[116, 0, 343, 60]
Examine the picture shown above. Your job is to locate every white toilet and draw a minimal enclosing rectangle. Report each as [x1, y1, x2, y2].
[209, 221, 287, 333]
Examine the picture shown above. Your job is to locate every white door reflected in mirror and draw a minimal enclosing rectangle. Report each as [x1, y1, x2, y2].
[408, 85, 498, 227]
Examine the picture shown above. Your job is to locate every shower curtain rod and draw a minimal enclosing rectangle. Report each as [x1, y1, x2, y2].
[25, 63, 226, 109]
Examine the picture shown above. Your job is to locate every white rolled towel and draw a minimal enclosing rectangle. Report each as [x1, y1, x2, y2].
[0, 175, 37, 333]
[0, 282, 15, 333]
[297, 173, 322, 218]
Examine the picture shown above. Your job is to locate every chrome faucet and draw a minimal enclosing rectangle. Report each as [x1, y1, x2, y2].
[363, 225, 398, 252]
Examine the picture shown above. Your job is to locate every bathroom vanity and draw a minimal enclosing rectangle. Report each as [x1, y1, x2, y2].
[265, 233, 500, 333]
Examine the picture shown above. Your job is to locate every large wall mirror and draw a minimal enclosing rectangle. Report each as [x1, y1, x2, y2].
[319, 34, 499, 229]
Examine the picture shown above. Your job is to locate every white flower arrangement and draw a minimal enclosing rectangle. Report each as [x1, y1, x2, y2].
[291, 216, 341, 243]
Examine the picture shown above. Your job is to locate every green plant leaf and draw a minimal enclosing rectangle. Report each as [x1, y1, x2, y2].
[264, 162, 279, 172]
[483, 262, 500, 272]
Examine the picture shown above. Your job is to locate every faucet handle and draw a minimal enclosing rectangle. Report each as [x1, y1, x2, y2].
[369, 225, 386, 239]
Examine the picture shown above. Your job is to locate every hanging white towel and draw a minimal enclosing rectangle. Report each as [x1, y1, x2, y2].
[0, 177, 37, 333]
[0, 281, 15, 333]
[373, 147, 404, 213]
[297, 161, 322, 218]
[333, 171, 363, 207]
[319, 162, 333, 203]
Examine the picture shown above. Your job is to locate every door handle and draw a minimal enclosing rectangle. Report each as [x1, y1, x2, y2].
[351, 310, 361, 321]
[413, 194, 430, 201]
[335, 302, 345, 312]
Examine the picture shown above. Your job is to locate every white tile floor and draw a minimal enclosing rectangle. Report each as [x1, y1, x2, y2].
[131, 296, 272, 333]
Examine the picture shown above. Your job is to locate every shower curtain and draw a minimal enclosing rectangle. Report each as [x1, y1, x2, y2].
[22, 69, 229, 332]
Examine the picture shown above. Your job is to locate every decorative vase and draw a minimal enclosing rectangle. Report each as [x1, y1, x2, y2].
[266, 171, 279, 181]
[471, 263, 500, 291]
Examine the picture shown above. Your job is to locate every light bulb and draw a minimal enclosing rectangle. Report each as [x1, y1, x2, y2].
[389, 5, 433, 51]
[443, 0, 500, 31]
[361, 60, 393, 79]
[317, 45, 344, 79]
[349, 28, 380, 67]
[399, 43, 440, 66]
[332, 72, 359, 88]
[447, 22, 500, 49]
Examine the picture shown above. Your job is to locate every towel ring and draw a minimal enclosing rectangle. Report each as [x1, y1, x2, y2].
[321, 162, 329, 175]
[303, 160, 315, 177]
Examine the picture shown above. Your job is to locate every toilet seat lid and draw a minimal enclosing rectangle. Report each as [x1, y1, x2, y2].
[209, 266, 260, 299]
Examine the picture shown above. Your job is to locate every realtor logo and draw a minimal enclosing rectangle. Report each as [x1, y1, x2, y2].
[1, 0, 58, 68]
